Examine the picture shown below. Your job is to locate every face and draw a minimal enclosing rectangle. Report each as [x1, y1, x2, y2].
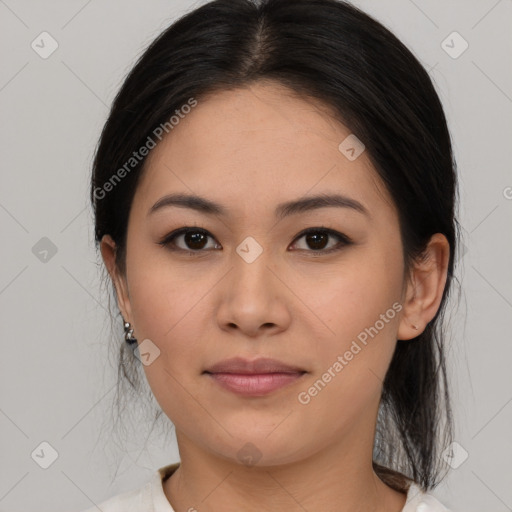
[103, 81, 415, 467]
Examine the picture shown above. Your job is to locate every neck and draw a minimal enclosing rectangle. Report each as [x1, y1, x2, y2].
[163, 427, 407, 512]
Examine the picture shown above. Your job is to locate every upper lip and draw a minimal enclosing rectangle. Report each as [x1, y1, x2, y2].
[204, 357, 306, 374]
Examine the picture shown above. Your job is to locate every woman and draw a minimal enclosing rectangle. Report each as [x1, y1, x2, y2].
[84, 0, 461, 510]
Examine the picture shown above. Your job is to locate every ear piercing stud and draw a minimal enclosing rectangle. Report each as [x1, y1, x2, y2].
[123, 320, 137, 344]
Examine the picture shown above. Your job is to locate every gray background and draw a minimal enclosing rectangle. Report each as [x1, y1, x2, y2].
[1, 0, 511, 510]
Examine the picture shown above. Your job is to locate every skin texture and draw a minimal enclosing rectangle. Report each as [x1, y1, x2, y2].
[101, 80, 450, 512]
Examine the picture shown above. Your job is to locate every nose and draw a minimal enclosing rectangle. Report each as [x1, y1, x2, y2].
[215, 249, 291, 338]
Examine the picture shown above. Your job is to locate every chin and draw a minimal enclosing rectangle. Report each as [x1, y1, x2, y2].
[205, 429, 314, 469]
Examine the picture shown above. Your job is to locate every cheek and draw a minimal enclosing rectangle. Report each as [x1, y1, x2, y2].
[296, 289, 400, 438]
[130, 282, 209, 374]
[309, 263, 399, 339]
[139, 352, 208, 442]
[126, 243, 204, 341]
[303, 260, 402, 396]
[128, 270, 211, 427]
[125, 268, 211, 415]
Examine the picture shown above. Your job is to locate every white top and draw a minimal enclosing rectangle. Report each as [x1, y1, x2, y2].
[80, 463, 452, 512]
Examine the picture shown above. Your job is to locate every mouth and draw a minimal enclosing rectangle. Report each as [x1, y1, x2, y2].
[203, 357, 307, 397]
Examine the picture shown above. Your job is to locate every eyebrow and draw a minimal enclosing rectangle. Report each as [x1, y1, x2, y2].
[148, 192, 371, 220]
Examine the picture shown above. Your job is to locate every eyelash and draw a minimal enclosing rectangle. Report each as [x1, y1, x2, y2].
[157, 226, 353, 257]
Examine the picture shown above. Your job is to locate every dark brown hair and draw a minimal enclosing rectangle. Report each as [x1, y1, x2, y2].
[90, 0, 462, 491]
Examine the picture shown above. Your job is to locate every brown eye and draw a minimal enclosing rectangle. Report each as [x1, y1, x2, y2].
[158, 227, 220, 253]
[182, 231, 209, 250]
[158, 226, 352, 256]
[290, 227, 352, 254]
[304, 232, 329, 250]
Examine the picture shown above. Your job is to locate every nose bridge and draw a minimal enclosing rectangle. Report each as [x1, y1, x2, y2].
[231, 235, 274, 296]
[214, 234, 289, 334]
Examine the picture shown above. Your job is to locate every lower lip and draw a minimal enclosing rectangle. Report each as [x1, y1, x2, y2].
[205, 372, 305, 396]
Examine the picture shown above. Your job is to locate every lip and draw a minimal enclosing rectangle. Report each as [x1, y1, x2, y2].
[203, 357, 307, 397]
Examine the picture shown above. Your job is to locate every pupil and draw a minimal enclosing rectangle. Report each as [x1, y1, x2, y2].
[307, 232, 327, 250]
[186, 232, 206, 249]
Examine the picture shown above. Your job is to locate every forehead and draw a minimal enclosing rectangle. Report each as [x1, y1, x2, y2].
[134, 81, 396, 222]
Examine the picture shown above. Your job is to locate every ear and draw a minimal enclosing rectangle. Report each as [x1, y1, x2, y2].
[397, 233, 450, 341]
[100, 234, 133, 324]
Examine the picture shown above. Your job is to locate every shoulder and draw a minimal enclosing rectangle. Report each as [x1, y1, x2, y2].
[79, 480, 152, 512]
[78, 463, 180, 512]
[78, 482, 149, 512]
[402, 482, 453, 512]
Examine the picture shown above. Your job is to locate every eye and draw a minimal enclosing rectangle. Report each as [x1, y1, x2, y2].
[290, 227, 352, 255]
[158, 226, 352, 256]
[158, 227, 220, 255]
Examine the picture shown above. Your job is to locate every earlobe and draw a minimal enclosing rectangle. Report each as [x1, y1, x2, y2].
[396, 283, 422, 341]
[397, 233, 450, 341]
[99, 234, 133, 323]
